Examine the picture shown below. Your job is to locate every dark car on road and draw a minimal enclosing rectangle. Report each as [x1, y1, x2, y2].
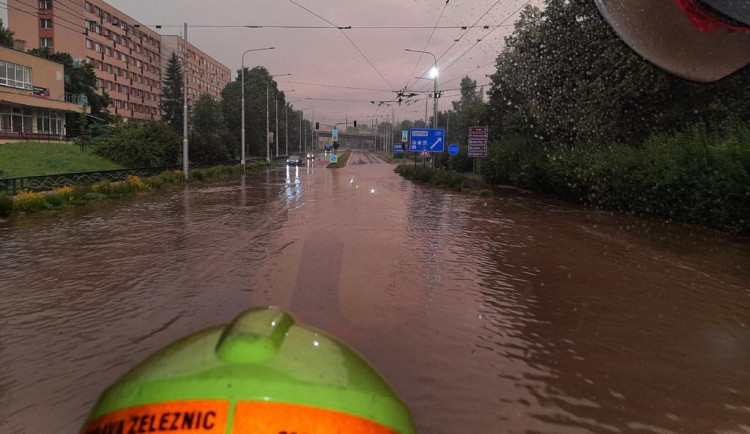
[286, 155, 304, 166]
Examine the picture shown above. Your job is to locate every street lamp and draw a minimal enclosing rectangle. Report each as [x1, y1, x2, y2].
[405, 48, 439, 128]
[266, 73, 292, 163]
[241, 47, 274, 171]
[281, 90, 296, 157]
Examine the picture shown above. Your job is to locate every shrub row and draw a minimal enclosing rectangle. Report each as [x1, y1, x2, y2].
[2, 163, 267, 217]
[395, 165, 491, 196]
[481, 121, 750, 235]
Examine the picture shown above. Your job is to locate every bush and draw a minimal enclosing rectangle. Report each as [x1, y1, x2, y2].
[189, 133, 229, 163]
[0, 192, 13, 217]
[190, 169, 206, 181]
[14, 190, 48, 212]
[92, 122, 181, 167]
[84, 192, 107, 200]
[44, 186, 74, 206]
[481, 122, 750, 234]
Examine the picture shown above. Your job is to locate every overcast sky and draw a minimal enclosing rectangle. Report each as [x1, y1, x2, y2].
[6, 0, 540, 126]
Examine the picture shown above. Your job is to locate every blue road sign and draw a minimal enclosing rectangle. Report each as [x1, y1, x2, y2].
[402, 130, 409, 143]
[394, 144, 404, 153]
[330, 154, 338, 163]
[409, 128, 445, 153]
[332, 129, 339, 142]
[448, 143, 460, 156]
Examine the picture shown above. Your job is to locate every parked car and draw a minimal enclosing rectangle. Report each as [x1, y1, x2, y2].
[286, 155, 303, 166]
[307, 153, 315, 160]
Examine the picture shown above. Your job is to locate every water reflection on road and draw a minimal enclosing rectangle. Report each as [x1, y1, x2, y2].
[1, 150, 748, 433]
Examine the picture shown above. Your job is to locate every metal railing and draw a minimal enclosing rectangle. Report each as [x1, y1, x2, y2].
[0, 160, 260, 195]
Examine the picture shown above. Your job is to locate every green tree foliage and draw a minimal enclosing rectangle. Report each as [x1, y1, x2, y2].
[161, 52, 184, 131]
[191, 94, 226, 134]
[487, 0, 748, 145]
[0, 19, 14, 47]
[27, 49, 110, 132]
[221, 66, 307, 156]
[92, 122, 180, 167]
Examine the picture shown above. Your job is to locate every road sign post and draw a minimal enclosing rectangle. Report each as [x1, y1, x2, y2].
[448, 143, 459, 172]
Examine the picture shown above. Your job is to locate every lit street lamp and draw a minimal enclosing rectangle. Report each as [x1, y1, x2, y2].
[241, 47, 274, 171]
[266, 73, 291, 162]
[405, 49, 439, 128]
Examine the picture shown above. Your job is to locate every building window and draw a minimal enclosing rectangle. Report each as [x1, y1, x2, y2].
[96, 60, 102, 70]
[95, 78, 102, 88]
[106, 64, 112, 73]
[112, 16, 118, 25]
[104, 12, 110, 22]
[105, 47, 112, 56]
[106, 81, 112, 90]
[85, 2, 92, 12]
[93, 6, 100, 16]
[0, 61, 33, 90]
[85, 39, 92, 49]
[40, 18, 53, 28]
[94, 42, 102, 53]
[40, 37, 53, 48]
[36, 109, 63, 135]
[39, 1, 52, 9]
[115, 100, 120, 109]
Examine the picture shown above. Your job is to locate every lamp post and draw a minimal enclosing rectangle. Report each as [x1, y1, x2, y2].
[282, 90, 296, 157]
[241, 47, 275, 171]
[266, 73, 291, 162]
[405, 49, 439, 128]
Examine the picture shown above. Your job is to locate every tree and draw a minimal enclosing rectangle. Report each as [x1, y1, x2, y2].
[192, 94, 226, 134]
[451, 76, 488, 144]
[487, 0, 749, 146]
[27, 49, 110, 134]
[161, 52, 184, 131]
[221, 66, 302, 156]
[0, 19, 14, 48]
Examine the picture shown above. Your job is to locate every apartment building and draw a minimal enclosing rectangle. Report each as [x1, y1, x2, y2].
[161, 35, 231, 103]
[0, 45, 88, 140]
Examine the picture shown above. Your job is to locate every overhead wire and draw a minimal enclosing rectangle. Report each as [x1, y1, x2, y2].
[413, 1, 529, 94]
[286, 0, 394, 90]
[402, 0, 450, 92]
[0, 1, 85, 34]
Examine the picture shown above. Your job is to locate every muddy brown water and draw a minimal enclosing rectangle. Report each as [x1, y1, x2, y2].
[1, 150, 748, 433]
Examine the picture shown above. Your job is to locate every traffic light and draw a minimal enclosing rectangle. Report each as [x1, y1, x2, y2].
[315, 122, 319, 130]
[353, 120, 357, 128]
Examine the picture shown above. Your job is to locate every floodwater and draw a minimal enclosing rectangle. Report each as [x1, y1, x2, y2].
[1, 150, 748, 433]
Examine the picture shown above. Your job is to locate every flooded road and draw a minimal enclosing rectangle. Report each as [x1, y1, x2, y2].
[1, 150, 749, 433]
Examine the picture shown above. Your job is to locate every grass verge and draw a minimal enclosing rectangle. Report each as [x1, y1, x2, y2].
[395, 165, 492, 196]
[326, 150, 352, 168]
[0, 142, 121, 178]
[3, 162, 268, 218]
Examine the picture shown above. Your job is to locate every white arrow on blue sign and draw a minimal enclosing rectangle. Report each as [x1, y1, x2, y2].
[409, 128, 445, 153]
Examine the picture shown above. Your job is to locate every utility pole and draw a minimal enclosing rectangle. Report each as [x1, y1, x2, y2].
[182, 23, 188, 180]
[266, 81, 270, 163]
[275, 95, 279, 157]
[299, 110, 302, 153]
[285, 103, 288, 156]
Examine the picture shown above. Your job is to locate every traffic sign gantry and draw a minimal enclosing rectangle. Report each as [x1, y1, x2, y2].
[409, 128, 445, 153]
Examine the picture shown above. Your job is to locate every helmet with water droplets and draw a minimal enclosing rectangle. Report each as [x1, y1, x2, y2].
[595, 0, 749, 82]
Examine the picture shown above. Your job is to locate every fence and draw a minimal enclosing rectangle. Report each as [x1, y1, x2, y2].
[0, 160, 259, 195]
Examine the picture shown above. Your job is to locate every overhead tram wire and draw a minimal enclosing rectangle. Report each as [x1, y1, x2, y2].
[13, 0, 91, 30]
[0, 1, 86, 35]
[413, 1, 530, 93]
[406, 0, 503, 95]
[13, 0, 89, 29]
[136, 24, 514, 30]
[287, 0, 395, 91]
[276, 80, 392, 93]
[402, 0, 450, 92]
